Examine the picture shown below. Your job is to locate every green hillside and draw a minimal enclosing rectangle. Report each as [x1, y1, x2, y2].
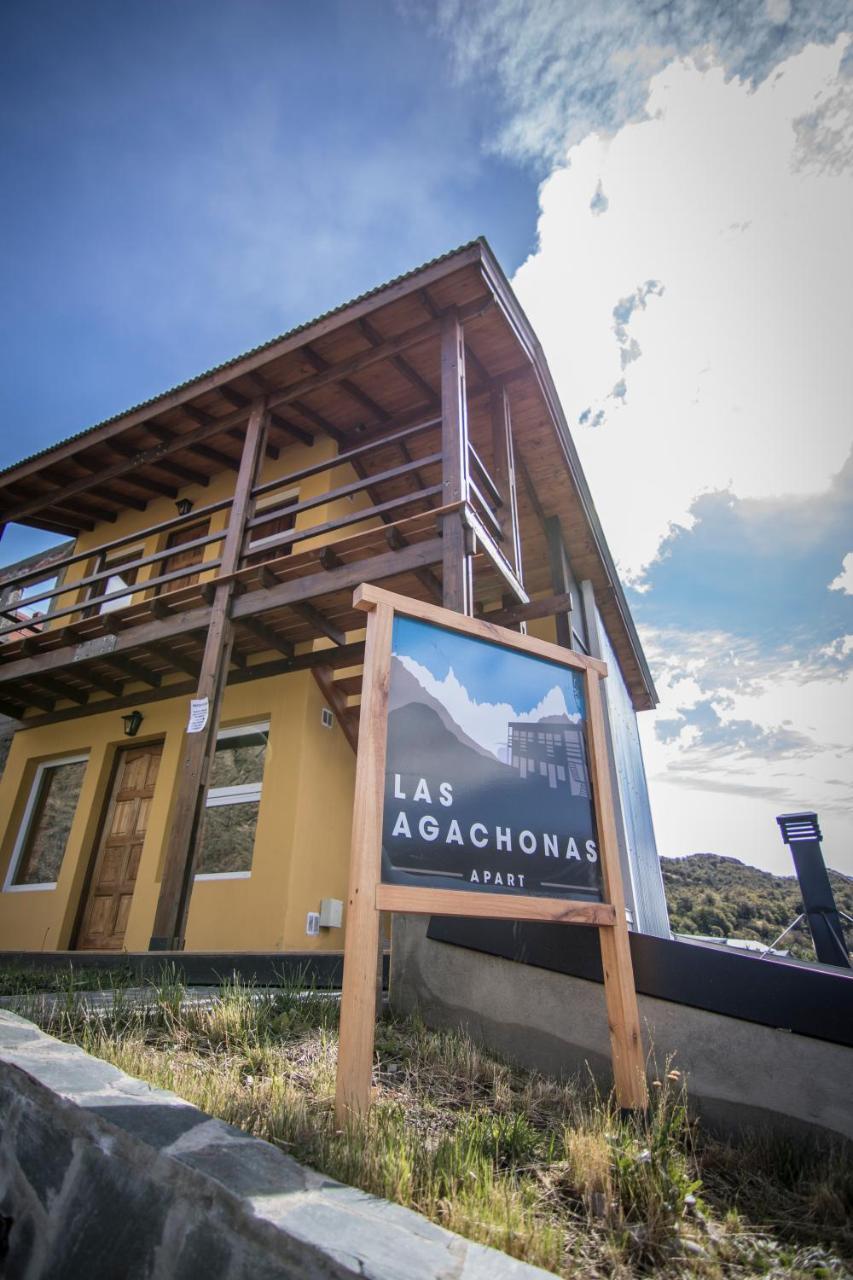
[661, 852, 853, 961]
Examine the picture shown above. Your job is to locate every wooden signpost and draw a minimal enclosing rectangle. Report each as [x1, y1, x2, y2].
[335, 584, 648, 1121]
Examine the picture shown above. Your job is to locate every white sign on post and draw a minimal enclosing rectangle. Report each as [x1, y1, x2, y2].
[187, 697, 209, 734]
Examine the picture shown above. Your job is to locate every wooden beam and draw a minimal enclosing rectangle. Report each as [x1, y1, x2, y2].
[218, 387, 308, 454]
[237, 616, 294, 658]
[240, 484, 443, 560]
[439, 312, 472, 615]
[252, 412, 440, 502]
[357, 317, 438, 409]
[0, 537, 443, 693]
[231, 535, 445, 624]
[312, 663, 358, 752]
[33, 675, 88, 706]
[150, 399, 270, 952]
[585, 667, 648, 1109]
[105, 653, 161, 688]
[478, 592, 573, 628]
[354, 583, 606, 678]
[335, 598, 393, 1120]
[302, 344, 390, 424]
[17, 685, 55, 712]
[149, 641, 200, 680]
[245, 451, 441, 534]
[375, 884, 615, 926]
[290, 601, 345, 647]
[384, 527, 441, 602]
[545, 515, 574, 649]
[11, 640, 367, 731]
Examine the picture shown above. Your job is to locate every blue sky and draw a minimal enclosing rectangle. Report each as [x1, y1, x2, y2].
[2, 1, 851, 876]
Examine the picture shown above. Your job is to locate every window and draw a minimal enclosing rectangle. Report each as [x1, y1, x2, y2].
[158, 521, 211, 593]
[4, 755, 88, 890]
[246, 488, 299, 564]
[195, 722, 269, 879]
[86, 546, 143, 616]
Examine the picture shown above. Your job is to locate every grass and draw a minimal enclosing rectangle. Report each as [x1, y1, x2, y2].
[4, 966, 852, 1278]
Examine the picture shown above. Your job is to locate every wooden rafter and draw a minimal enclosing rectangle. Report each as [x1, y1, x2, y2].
[312, 663, 358, 753]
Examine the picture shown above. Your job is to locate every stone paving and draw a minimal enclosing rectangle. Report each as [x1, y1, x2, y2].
[0, 1009, 555, 1279]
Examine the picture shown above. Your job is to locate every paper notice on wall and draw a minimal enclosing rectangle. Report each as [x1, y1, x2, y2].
[187, 697, 209, 734]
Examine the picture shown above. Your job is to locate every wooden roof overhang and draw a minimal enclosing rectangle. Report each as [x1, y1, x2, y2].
[0, 238, 656, 713]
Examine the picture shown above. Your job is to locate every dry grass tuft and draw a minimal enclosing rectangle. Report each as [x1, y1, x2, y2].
[6, 968, 851, 1279]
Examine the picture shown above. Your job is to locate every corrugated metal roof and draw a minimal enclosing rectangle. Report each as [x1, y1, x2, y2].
[0, 238, 483, 480]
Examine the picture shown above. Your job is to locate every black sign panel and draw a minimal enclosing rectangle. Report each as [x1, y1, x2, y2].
[381, 615, 603, 901]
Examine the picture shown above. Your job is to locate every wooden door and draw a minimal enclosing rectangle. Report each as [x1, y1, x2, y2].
[76, 743, 162, 950]
[158, 520, 210, 592]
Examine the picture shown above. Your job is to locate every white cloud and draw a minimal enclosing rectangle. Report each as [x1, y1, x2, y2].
[394, 655, 578, 757]
[829, 551, 853, 594]
[638, 625, 853, 875]
[512, 37, 853, 580]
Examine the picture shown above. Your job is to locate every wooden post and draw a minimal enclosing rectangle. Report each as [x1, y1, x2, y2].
[584, 667, 648, 1109]
[439, 312, 472, 615]
[545, 515, 574, 649]
[149, 400, 269, 950]
[490, 387, 522, 578]
[579, 579, 640, 930]
[335, 599, 394, 1122]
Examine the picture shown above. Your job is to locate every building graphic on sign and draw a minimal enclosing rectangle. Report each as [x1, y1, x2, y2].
[506, 718, 590, 795]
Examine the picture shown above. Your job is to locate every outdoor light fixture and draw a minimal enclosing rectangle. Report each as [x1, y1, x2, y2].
[122, 710, 144, 738]
[175, 498, 194, 517]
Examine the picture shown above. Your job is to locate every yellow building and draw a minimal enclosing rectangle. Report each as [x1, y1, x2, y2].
[0, 240, 666, 960]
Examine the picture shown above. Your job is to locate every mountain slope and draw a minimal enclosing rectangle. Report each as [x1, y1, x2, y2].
[662, 853, 853, 960]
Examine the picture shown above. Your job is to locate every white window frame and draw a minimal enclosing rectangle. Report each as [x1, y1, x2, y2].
[194, 721, 269, 882]
[3, 753, 89, 893]
[246, 488, 299, 554]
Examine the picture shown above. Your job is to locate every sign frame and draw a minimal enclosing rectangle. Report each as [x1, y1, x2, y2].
[335, 584, 648, 1119]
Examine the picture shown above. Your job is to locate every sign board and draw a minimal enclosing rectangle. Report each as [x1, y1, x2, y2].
[382, 612, 603, 902]
[335, 585, 647, 1121]
[186, 697, 210, 734]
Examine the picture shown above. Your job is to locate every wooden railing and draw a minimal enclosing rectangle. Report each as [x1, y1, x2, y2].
[0, 411, 454, 641]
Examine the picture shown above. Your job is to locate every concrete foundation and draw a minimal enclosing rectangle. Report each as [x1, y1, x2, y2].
[390, 914, 853, 1143]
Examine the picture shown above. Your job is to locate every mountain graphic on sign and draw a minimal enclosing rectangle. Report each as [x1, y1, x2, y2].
[391, 652, 580, 759]
[388, 655, 496, 761]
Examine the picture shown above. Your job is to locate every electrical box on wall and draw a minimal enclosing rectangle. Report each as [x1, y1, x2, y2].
[305, 912, 320, 936]
[319, 898, 343, 929]
[321, 707, 334, 729]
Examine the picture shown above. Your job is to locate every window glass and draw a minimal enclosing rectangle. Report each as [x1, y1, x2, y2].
[12, 759, 87, 885]
[207, 728, 267, 789]
[87, 548, 141, 616]
[196, 803, 262, 876]
[195, 725, 268, 876]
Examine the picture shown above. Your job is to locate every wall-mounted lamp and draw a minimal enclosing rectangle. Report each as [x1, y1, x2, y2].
[122, 710, 144, 738]
[175, 498, 194, 517]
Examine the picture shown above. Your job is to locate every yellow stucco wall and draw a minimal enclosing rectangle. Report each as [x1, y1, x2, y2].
[0, 669, 357, 953]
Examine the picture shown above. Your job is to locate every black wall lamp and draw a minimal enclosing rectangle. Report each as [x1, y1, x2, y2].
[122, 710, 144, 738]
[175, 498, 194, 517]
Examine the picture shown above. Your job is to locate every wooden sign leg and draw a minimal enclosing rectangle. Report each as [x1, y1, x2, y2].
[335, 601, 394, 1124]
[585, 670, 649, 1110]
